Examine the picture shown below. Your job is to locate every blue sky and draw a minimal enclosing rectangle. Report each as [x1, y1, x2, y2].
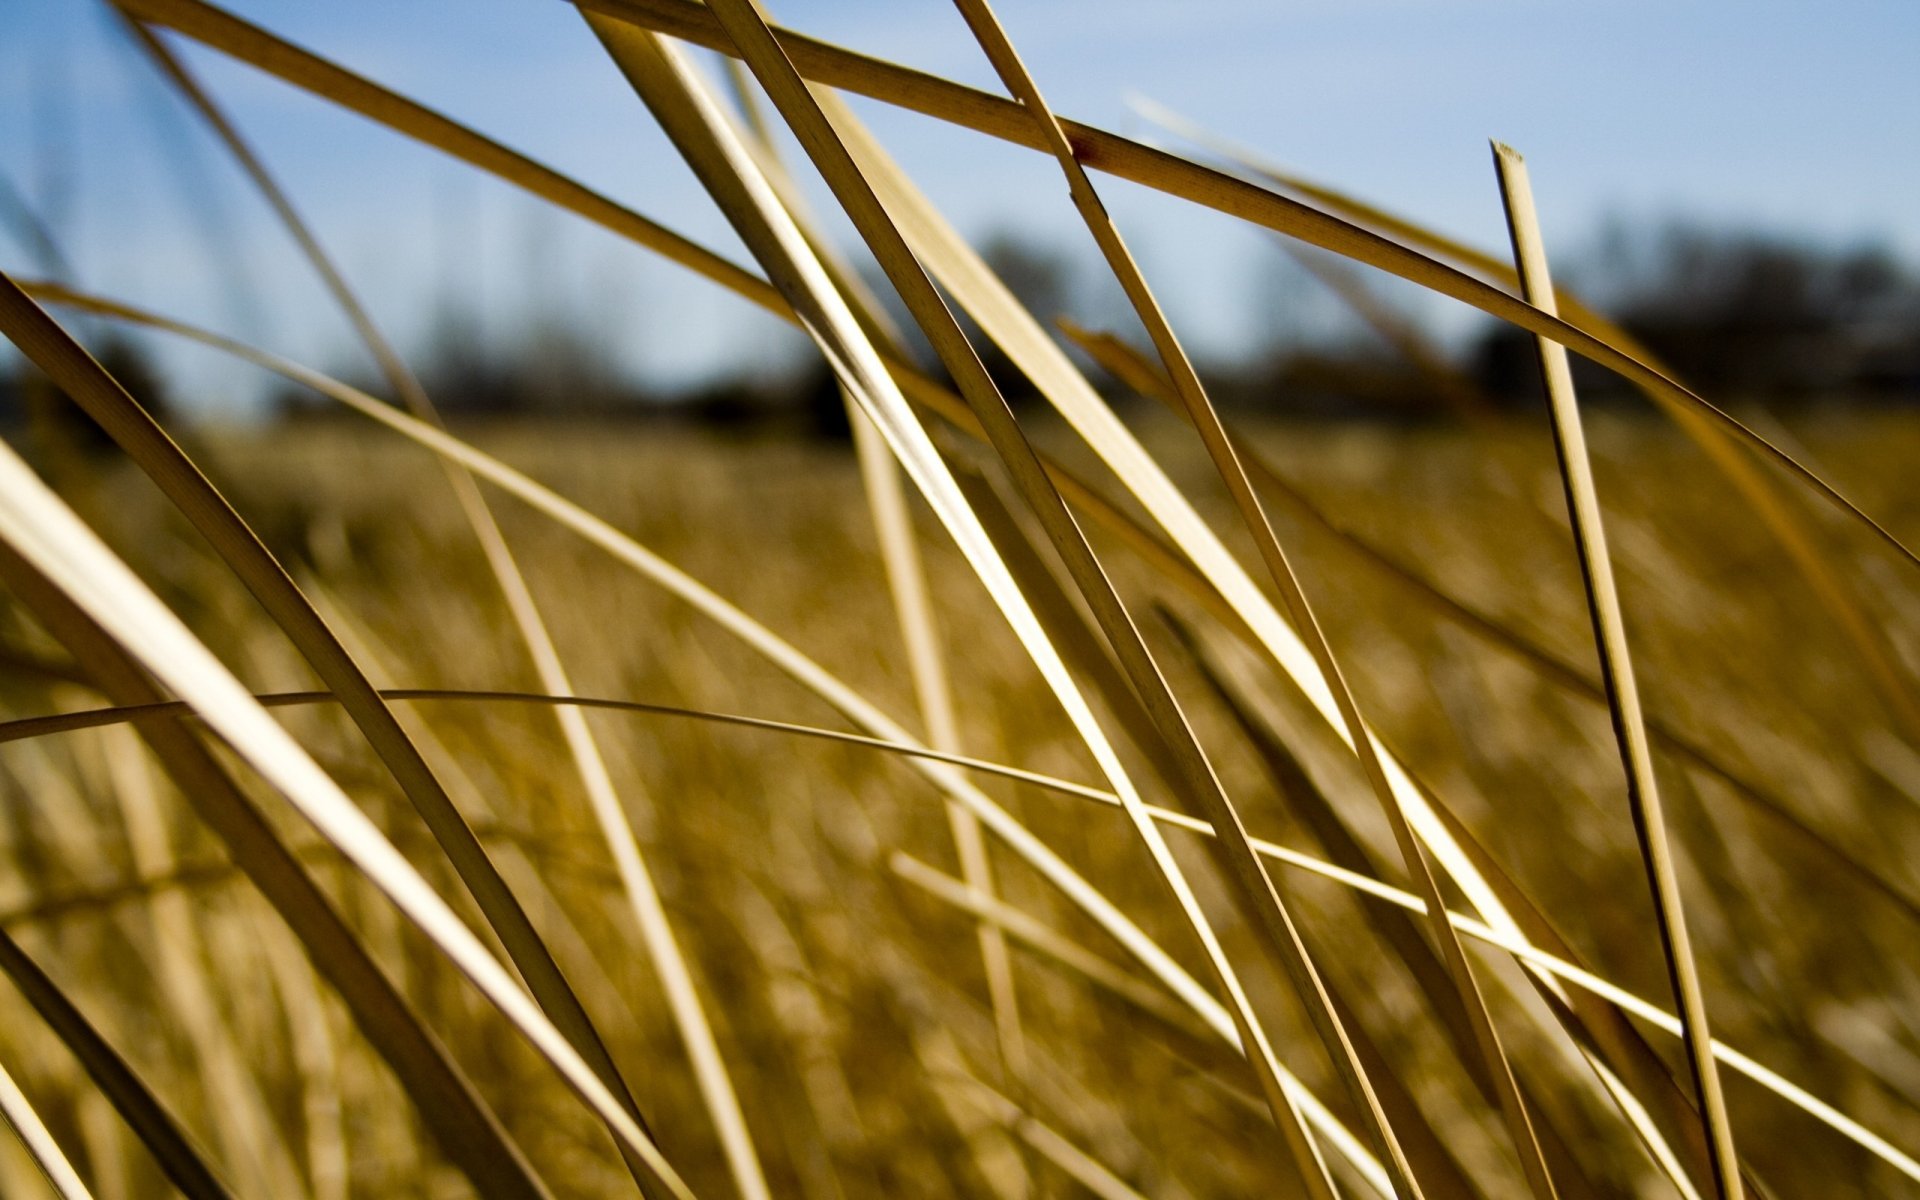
[4, 0, 1919, 414]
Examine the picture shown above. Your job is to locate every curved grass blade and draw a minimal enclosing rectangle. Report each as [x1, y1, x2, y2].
[0, 547, 558, 1200]
[3, 680, 1910, 1184]
[569, 0, 1918, 578]
[0, 414, 697, 1200]
[0, 1057, 94, 1200]
[0, 272, 649, 1194]
[0, 925, 234, 1199]
[947, 5, 1555, 1193]
[1062, 319, 1920, 927]
[1495, 144, 1741, 1200]
[1133, 98, 1920, 740]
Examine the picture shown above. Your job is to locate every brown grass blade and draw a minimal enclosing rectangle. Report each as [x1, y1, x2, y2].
[571, 0, 1918, 578]
[0, 1058, 94, 1200]
[0, 924, 235, 1199]
[948, 4, 1556, 1193]
[0, 545, 559, 1200]
[1495, 143, 1742, 1200]
[0, 272, 648, 1194]
[0, 415, 695, 1200]
[1135, 100, 1920, 739]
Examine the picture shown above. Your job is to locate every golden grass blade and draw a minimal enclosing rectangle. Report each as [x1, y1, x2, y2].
[889, 854, 1209, 1041]
[571, 0, 1917, 577]
[946, 1073, 1150, 1200]
[713, 67, 1028, 1096]
[0, 273, 650, 1194]
[1063, 321, 1920, 926]
[116, 24, 701, 1192]
[112, 0, 784, 319]
[947, 5, 1554, 1193]
[0, 925, 234, 1199]
[692, 3, 1393, 1190]
[1134, 98, 1920, 739]
[0, 425, 696, 1200]
[0, 1058, 94, 1200]
[0, 549, 557, 1200]
[100, 728, 311, 1199]
[5, 680, 1912, 1184]
[115, 0, 1920, 582]
[54, 282, 1389, 1192]
[1495, 143, 1742, 1200]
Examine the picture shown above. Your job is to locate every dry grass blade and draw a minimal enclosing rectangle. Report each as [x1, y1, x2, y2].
[0, 925, 234, 1199]
[712, 66, 1028, 1097]
[692, 1, 1408, 1191]
[947, 4, 1554, 1194]
[0, 548, 556, 1200]
[1494, 143, 1742, 1200]
[572, 0, 1918, 578]
[4, 682, 1911, 1184]
[109, 22, 730, 1196]
[1134, 99, 1920, 741]
[0, 1058, 94, 1200]
[0, 416, 696, 1199]
[0, 272, 648, 1194]
[1063, 320, 1920, 927]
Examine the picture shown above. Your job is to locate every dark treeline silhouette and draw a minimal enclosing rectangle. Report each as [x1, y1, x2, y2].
[10, 218, 1919, 441]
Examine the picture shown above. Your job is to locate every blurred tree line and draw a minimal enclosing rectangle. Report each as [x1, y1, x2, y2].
[5, 217, 1918, 443]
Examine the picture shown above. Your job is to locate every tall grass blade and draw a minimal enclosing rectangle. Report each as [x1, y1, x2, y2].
[0, 417, 696, 1200]
[1494, 143, 1742, 1200]
[0, 1057, 94, 1200]
[0, 924, 234, 1199]
[947, 5, 1555, 1193]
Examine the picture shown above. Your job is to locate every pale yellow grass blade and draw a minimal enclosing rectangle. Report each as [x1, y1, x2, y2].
[5, 683, 1912, 1185]
[0, 435, 695, 1199]
[43, 281, 1390, 1192]
[948, 5, 1553, 1194]
[0, 1059, 93, 1200]
[572, 0, 1917, 576]
[111, 29, 677, 1189]
[1135, 95, 1920, 740]
[1494, 143, 1741, 1200]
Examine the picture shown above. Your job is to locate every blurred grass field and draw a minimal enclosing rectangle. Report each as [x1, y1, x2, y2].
[3, 407, 1916, 1198]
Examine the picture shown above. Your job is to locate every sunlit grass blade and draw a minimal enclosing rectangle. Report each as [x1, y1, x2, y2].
[569, 0, 1917, 580]
[0, 924, 234, 1199]
[0, 274, 656, 1190]
[947, 4, 1555, 1193]
[1134, 96, 1920, 740]
[1067, 321, 1920, 930]
[0, 545, 559, 1200]
[0, 1057, 94, 1200]
[0, 405, 696, 1200]
[1495, 143, 1742, 1200]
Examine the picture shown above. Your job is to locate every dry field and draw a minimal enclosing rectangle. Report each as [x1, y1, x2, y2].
[3, 1, 1919, 1198]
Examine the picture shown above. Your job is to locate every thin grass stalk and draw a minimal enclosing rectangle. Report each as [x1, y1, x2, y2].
[947, 5, 1554, 1194]
[0, 923, 234, 1200]
[69, 282, 1388, 1190]
[112, 27, 683, 1190]
[100, 728, 311, 1199]
[570, 0, 1918, 577]
[0, 1057, 94, 1200]
[0, 274, 653, 1194]
[1493, 143, 1742, 1200]
[719, 80, 1027, 1094]
[0, 430, 697, 1200]
[3, 684, 1911, 1184]
[38, 286, 1902, 1185]
[0, 548, 557, 1200]
[1137, 97, 1920, 740]
[689, 2, 1399, 1191]
[1062, 322, 1920, 927]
